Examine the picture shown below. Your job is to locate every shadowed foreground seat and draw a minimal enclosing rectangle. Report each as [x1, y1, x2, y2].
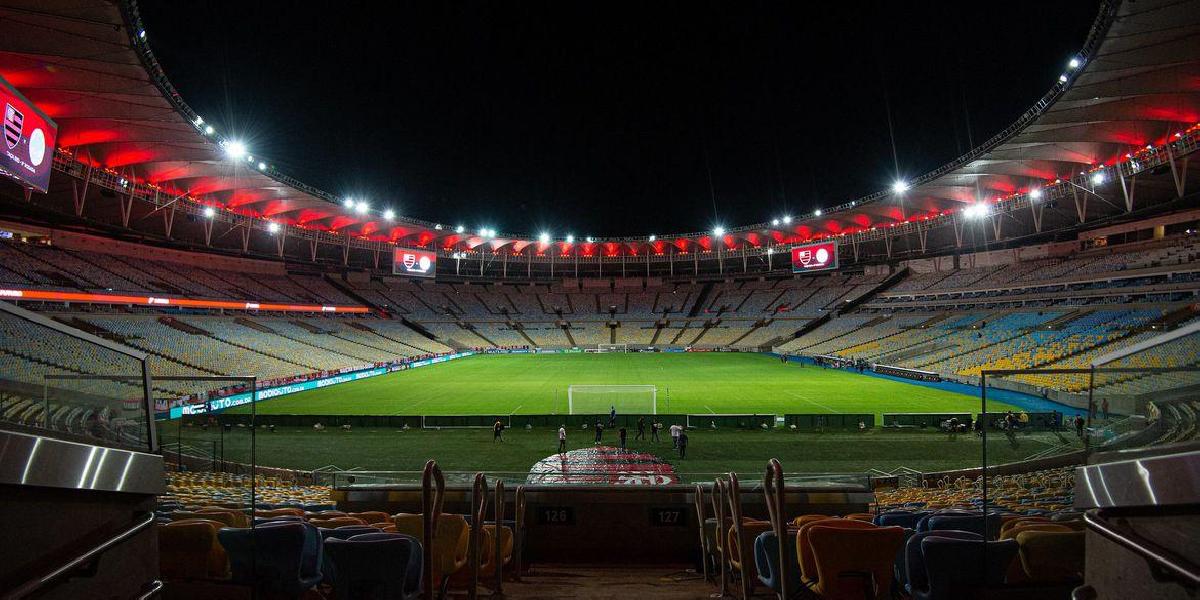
[808, 524, 905, 600]
[754, 530, 801, 597]
[912, 535, 1018, 600]
[324, 532, 422, 600]
[218, 522, 323, 597]
[158, 519, 229, 580]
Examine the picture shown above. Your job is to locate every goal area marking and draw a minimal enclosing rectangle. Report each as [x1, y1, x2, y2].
[567, 384, 657, 414]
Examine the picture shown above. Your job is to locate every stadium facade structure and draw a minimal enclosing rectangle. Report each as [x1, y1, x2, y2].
[0, 0, 1197, 280]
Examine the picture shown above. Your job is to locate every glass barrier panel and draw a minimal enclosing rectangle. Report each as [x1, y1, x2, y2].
[0, 303, 150, 451]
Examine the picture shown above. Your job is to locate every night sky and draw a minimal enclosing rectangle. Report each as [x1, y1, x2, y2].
[139, 1, 1097, 238]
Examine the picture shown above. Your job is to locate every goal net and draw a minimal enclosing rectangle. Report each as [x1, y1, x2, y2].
[589, 343, 628, 353]
[568, 384, 657, 414]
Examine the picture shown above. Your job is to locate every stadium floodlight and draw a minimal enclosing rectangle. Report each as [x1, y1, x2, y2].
[566, 234, 575, 244]
[266, 221, 280, 233]
[964, 203, 989, 219]
[814, 209, 822, 217]
[712, 226, 725, 237]
[1068, 57, 1081, 69]
[771, 219, 779, 226]
[586, 236, 594, 243]
[455, 225, 465, 233]
[1058, 74, 1069, 83]
[204, 125, 215, 135]
[355, 201, 369, 214]
[193, 116, 204, 126]
[203, 206, 216, 218]
[383, 208, 396, 220]
[539, 232, 550, 243]
[257, 161, 267, 171]
[891, 180, 909, 194]
[1029, 188, 1043, 200]
[648, 234, 656, 242]
[782, 215, 792, 224]
[343, 198, 355, 209]
[222, 140, 247, 160]
[1090, 170, 1106, 186]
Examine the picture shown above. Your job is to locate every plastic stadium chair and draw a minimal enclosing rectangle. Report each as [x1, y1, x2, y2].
[876, 510, 929, 529]
[913, 535, 1019, 600]
[796, 518, 871, 584]
[218, 522, 323, 597]
[392, 513, 470, 592]
[347, 511, 392, 525]
[808, 524, 906, 600]
[171, 509, 250, 528]
[843, 512, 875, 522]
[1016, 530, 1085, 584]
[310, 516, 367, 529]
[726, 519, 772, 588]
[316, 525, 383, 584]
[754, 531, 801, 597]
[903, 530, 981, 596]
[926, 513, 1003, 540]
[324, 533, 422, 600]
[158, 519, 229, 580]
[793, 514, 833, 528]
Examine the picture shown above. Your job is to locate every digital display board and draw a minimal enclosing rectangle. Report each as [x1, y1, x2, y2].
[0, 74, 57, 193]
[791, 241, 839, 273]
[393, 247, 437, 278]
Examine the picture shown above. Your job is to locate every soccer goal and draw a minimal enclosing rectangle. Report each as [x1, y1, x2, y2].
[568, 384, 657, 414]
[594, 343, 628, 353]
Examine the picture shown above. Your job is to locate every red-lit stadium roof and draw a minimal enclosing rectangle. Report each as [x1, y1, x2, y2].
[0, 0, 1197, 264]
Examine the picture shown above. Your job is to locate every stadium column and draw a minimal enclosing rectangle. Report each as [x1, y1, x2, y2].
[71, 163, 92, 216]
[1166, 144, 1188, 198]
[203, 213, 214, 246]
[309, 239, 318, 262]
[241, 218, 251, 253]
[1117, 166, 1135, 213]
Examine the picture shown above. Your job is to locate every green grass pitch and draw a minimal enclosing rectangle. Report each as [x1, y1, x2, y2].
[230, 352, 1014, 418]
[182, 353, 1071, 475]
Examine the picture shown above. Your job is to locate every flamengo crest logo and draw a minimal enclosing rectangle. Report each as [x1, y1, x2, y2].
[4, 103, 22, 150]
[798, 249, 813, 266]
[400, 252, 432, 273]
[402, 253, 417, 269]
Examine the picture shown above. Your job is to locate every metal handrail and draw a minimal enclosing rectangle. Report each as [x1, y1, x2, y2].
[135, 580, 163, 600]
[492, 478, 505, 593]
[513, 485, 526, 582]
[694, 483, 710, 583]
[712, 477, 730, 596]
[727, 471, 752, 600]
[3, 512, 156, 600]
[1084, 509, 1200, 590]
[421, 460, 446, 600]
[763, 458, 790, 599]
[467, 472, 487, 600]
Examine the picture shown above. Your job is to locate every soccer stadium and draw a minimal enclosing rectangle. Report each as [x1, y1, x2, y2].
[1, 0, 1198, 598]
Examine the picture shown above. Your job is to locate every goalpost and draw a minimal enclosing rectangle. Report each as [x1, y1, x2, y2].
[588, 343, 628, 353]
[568, 384, 657, 414]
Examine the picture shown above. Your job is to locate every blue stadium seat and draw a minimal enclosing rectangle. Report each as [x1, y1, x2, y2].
[218, 521, 323, 596]
[324, 532, 422, 600]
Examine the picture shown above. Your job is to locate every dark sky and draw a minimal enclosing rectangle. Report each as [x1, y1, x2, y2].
[138, 1, 1098, 238]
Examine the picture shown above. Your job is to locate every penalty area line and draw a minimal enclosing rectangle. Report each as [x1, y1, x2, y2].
[784, 390, 842, 413]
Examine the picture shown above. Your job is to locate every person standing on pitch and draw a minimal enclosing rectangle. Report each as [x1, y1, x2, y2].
[558, 425, 567, 454]
[619, 426, 627, 449]
[677, 430, 689, 459]
[493, 420, 504, 442]
[650, 420, 660, 443]
[636, 416, 646, 441]
[594, 420, 604, 445]
[670, 423, 682, 448]
[609, 405, 617, 428]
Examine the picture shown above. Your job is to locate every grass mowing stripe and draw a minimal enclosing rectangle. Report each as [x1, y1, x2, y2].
[228, 352, 1016, 419]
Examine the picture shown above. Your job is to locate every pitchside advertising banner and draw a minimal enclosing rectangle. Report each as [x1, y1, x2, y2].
[791, 240, 839, 273]
[166, 351, 474, 418]
[393, 247, 437, 278]
[0, 75, 57, 193]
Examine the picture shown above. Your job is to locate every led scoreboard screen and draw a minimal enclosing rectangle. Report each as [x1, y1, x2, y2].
[393, 247, 437, 278]
[0, 75, 57, 193]
[791, 241, 838, 273]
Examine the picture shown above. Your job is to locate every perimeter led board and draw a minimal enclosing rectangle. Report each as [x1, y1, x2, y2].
[393, 247, 437, 277]
[0, 74, 57, 193]
[791, 241, 838, 273]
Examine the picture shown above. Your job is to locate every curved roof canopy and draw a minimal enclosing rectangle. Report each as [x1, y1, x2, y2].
[0, 0, 1197, 261]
